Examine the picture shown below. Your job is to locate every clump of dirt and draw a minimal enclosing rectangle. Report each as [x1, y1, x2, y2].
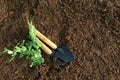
[0, 0, 120, 80]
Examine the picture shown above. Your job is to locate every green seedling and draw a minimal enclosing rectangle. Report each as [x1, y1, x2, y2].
[3, 21, 44, 67]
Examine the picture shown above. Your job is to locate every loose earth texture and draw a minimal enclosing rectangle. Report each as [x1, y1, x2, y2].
[0, 0, 120, 80]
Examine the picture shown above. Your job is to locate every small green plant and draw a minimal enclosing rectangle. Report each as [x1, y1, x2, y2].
[3, 21, 44, 67]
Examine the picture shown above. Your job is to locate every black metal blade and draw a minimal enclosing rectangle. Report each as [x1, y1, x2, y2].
[54, 45, 74, 62]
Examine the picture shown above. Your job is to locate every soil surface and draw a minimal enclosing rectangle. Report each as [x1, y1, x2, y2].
[0, 0, 120, 80]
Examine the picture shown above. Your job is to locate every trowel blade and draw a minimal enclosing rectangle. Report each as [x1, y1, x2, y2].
[54, 45, 74, 62]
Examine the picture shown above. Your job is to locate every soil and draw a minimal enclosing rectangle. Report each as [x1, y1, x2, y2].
[0, 0, 120, 80]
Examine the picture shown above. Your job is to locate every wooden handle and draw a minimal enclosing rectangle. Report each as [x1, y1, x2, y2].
[38, 40, 53, 55]
[36, 30, 57, 49]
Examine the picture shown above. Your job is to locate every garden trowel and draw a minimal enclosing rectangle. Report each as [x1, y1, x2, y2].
[36, 30, 74, 62]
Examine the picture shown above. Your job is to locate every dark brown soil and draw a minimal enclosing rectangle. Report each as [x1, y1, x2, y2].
[0, 0, 120, 80]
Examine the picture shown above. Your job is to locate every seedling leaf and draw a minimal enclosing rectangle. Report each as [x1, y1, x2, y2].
[3, 20, 44, 67]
